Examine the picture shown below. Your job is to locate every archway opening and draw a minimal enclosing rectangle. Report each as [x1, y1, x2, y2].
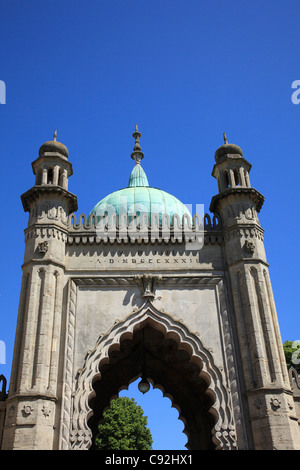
[88, 325, 215, 450]
[119, 379, 187, 450]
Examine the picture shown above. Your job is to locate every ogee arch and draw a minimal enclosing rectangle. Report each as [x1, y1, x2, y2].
[69, 302, 237, 450]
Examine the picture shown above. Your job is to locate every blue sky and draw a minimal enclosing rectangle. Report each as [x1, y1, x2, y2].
[0, 0, 299, 450]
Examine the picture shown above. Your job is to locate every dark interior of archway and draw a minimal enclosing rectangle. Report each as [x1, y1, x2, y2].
[88, 325, 215, 450]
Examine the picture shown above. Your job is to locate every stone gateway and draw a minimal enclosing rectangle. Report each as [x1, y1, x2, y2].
[0, 128, 299, 450]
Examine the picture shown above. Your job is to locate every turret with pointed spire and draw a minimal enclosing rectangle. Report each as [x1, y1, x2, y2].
[21, 130, 77, 208]
[210, 133, 264, 210]
[21, 129, 77, 253]
[208, 133, 299, 450]
[4, 132, 79, 450]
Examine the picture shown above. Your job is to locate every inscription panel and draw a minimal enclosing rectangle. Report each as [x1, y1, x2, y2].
[66, 243, 224, 271]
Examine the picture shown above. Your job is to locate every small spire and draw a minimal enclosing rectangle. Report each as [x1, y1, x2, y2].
[131, 124, 144, 164]
[53, 129, 57, 142]
[223, 132, 228, 145]
[133, 124, 142, 152]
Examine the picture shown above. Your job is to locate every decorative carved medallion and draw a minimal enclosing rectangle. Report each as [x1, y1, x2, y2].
[244, 240, 255, 255]
[22, 405, 33, 416]
[41, 405, 51, 417]
[270, 398, 281, 410]
[38, 241, 48, 254]
[253, 398, 263, 410]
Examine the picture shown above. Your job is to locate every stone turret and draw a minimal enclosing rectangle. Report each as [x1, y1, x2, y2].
[21, 131, 77, 223]
[2, 133, 77, 450]
[210, 133, 265, 266]
[209, 135, 300, 450]
[20, 131, 77, 265]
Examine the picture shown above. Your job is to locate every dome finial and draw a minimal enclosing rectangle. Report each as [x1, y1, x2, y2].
[131, 124, 144, 164]
[223, 132, 228, 145]
[53, 129, 57, 142]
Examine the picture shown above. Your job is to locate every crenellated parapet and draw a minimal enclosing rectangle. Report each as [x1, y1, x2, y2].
[66, 211, 223, 246]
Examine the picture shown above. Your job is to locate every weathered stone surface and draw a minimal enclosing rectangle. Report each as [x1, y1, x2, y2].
[1, 133, 299, 450]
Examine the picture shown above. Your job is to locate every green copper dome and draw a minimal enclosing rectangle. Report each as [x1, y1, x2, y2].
[89, 126, 191, 225]
[90, 186, 190, 225]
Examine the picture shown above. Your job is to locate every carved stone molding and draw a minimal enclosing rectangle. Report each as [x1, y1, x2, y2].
[70, 275, 223, 290]
[66, 232, 223, 246]
[209, 187, 265, 215]
[224, 226, 264, 242]
[59, 279, 77, 450]
[71, 276, 137, 287]
[158, 275, 223, 287]
[21, 186, 77, 215]
[226, 203, 259, 222]
[25, 226, 68, 243]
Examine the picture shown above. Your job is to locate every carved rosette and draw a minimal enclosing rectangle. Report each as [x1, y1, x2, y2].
[68, 301, 237, 450]
[37, 241, 48, 254]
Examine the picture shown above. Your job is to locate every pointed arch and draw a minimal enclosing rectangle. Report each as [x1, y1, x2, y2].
[69, 302, 237, 450]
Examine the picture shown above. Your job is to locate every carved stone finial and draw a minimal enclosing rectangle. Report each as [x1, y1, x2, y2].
[137, 274, 155, 299]
[53, 129, 57, 142]
[223, 132, 228, 145]
[131, 125, 144, 164]
[133, 125, 141, 151]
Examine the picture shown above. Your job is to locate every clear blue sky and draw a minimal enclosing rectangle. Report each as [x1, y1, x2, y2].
[0, 0, 299, 450]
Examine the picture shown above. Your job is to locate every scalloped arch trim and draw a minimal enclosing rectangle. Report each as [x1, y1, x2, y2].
[69, 302, 237, 450]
